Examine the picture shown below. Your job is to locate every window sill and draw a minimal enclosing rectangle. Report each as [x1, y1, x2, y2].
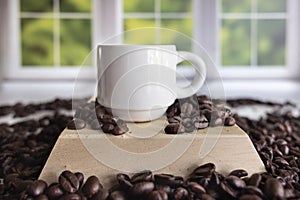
[0, 79, 300, 105]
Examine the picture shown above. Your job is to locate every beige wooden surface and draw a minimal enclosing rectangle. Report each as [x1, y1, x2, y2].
[39, 117, 265, 187]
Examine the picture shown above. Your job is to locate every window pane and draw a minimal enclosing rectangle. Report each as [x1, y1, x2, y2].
[161, 0, 192, 12]
[222, 0, 251, 13]
[60, 19, 91, 66]
[20, 0, 53, 12]
[221, 19, 251, 66]
[161, 19, 193, 51]
[60, 0, 91, 12]
[257, 20, 286, 66]
[124, 19, 156, 44]
[21, 19, 54, 66]
[124, 0, 155, 12]
[257, 0, 286, 13]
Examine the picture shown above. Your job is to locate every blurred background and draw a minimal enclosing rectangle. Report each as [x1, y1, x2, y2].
[0, 0, 299, 104]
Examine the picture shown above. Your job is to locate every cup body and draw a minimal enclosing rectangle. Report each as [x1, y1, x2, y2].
[97, 44, 178, 122]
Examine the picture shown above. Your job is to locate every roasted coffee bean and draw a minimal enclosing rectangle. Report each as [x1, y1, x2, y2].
[112, 126, 127, 136]
[130, 181, 154, 197]
[90, 188, 109, 200]
[26, 180, 47, 197]
[109, 190, 127, 200]
[239, 194, 262, 200]
[59, 170, 80, 193]
[193, 163, 215, 177]
[147, 190, 168, 200]
[59, 193, 81, 200]
[74, 172, 84, 188]
[164, 123, 184, 134]
[194, 114, 209, 129]
[224, 116, 236, 126]
[154, 174, 175, 186]
[225, 175, 246, 189]
[35, 194, 49, 200]
[131, 170, 153, 183]
[155, 184, 172, 194]
[101, 123, 115, 133]
[264, 178, 284, 199]
[82, 175, 102, 198]
[95, 105, 106, 119]
[168, 116, 182, 124]
[180, 102, 193, 117]
[228, 169, 248, 178]
[173, 187, 188, 200]
[247, 173, 261, 187]
[220, 182, 238, 198]
[46, 183, 64, 199]
[67, 119, 86, 130]
[187, 182, 206, 195]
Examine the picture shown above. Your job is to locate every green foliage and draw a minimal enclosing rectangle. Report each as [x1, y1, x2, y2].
[258, 20, 285, 65]
[161, 0, 192, 12]
[222, 0, 251, 13]
[60, 19, 91, 66]
[124, 0, 155, 12]
[221, 19, 251, 66]
[257, 0, 286, 12]
[60, 0, 91, 12]
[21, 18, 54, 66]
[20, 0, 53, 12]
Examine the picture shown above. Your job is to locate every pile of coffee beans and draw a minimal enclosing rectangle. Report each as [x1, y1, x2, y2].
[70, 96, 236, 135]
[70, 100, 129, 135]
[164, 95, 236, 134]
[2, 162, 298, 199]
[1, 96, 300, 199]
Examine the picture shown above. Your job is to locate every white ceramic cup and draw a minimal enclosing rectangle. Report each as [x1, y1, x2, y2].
[97, 44, 206, 122]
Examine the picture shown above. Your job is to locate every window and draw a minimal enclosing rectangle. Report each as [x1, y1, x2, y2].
[219, 0, 287, 67]
[20, 0, 92, 67]
[123, 0, 193, 51]
[1, 0, 299, 79]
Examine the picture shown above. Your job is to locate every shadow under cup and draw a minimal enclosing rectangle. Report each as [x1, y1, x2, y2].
[97, 45, 179, 122]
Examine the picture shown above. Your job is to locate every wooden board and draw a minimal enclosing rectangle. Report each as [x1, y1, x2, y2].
[39, 117, 265, 187]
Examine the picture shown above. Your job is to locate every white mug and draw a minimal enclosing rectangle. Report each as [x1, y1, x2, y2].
[97, 44, 206, 122]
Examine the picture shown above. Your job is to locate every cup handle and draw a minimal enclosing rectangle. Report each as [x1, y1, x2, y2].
[176, 51, 206, 99]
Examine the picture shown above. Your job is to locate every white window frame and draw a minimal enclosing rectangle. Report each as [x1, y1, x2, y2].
[0, 0, 299, 80]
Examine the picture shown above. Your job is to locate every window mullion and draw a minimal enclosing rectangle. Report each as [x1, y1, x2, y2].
[251, 0, 258, 67]
[53, 0, 60, 67]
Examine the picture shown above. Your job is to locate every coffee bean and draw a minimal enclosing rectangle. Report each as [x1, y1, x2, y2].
[26, 180, 47, 197]
[228, 169, 248, 178]
[147, 190, 168, 200]
[193, 163, 215, 177]
[130, 181, 154, 197]
[247, 173, 261, 187]
[82, 175, 102, 198]
[46, 183, 64, 199]
[173, 187, 188, 200]
[239, 194, 262, 200]
[187, 182, 206, 195]
[164, 123, 184, 134]
[112, 126, 127, 136]
[74, 172, 84, 188]
[194, 114, 209, 129]
[109, 190, 127, 200]
[224, 117, 236, 126]
[220, 182, 238, 198]
[95, 105, 106, 119]
[101, 123, 115, 133]
[90, 188, 109, 200]
[264, 178, 284, 199]
[59, 193, 81, 200]
[59, 170, 80, 193]
[67, 119, 86, 130]
[155, 184, 172, 194]
[131, 170, 153, 183]
[154, 174, 175, 186]
[225, 175, 246, 189]
[35, 194, 49, 200]
[181, 102, 193, 117]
